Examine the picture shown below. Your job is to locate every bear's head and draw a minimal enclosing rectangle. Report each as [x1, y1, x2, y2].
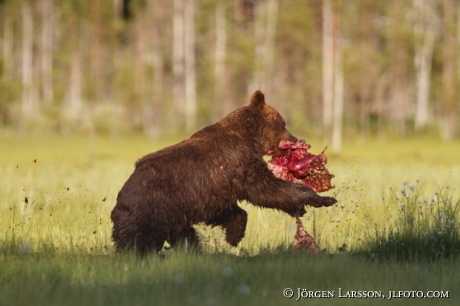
[249, 90, 298, 154]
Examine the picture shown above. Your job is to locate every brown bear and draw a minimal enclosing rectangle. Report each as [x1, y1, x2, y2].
[110, 90, 337, 254]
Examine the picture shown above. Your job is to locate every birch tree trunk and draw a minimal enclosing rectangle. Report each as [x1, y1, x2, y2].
[252, 0, 266, 92]
[413, 0, 437, 131]
[0, 12, 13, 124]
[390, 0, 410, 136]
[358, 3, 374, 138]
[442, 0, 457, 140]
[40, 0, 54, 105]
[68, 13, 82, 118]
[69, 48, 82, 116]
[2, 15, 13, 82]
[184, 0, 196, 132]
[173, 0, 185, 126]
[214, 1, 227, 120]
[135, 10, 146, 130]
[138, 0, 165, 137]
[90, 0, 102, 101]
[263, 0, 278, 99]
[21, 0, 35, 121]
[332, 21, 343, 153]
[322, 0, 334, 135]
[150, 0, 165, 137]
[252, 0, 279, 99]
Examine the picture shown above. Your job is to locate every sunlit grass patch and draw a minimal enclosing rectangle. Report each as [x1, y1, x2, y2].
[1, 134, 460, 256]
[354, 182, 460, 262]
[2, 135, 460, 305]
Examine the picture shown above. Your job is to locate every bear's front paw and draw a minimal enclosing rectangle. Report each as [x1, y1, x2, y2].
[307, 196, 337, 208]
[287, 206, 306, 218]
[320, 196, 337, 207]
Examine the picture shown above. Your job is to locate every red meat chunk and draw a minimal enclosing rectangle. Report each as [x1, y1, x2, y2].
[268, 140, 335, 253]
[268, 140, 335, 193]
[292, 216, 319, 253]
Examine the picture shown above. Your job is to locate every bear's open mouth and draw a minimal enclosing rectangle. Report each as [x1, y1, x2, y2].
[267, 139, 335, 193]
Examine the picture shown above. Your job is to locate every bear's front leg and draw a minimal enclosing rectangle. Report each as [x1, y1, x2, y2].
[222, 206, 248, 246]
[245, 159, 337, 216]
[208, 205, 248, 247]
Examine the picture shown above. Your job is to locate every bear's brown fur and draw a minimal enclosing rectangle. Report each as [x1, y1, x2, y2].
[110, 90, 337, 254]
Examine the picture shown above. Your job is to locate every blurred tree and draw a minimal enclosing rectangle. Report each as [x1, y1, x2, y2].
[442, 0, 457, 140]
[184, 0, 197, 132]
[38, 0, 55, 106]
[322, 0, 333, 136]
[331, 3, 343, 154]
[20, 0, 35, 128]
[389, 0, 411, 136]
[213, 1, 227, 121]
[173, 0, 185, 127]
[0, 0, 457, 140]
[413, 0, 438, 131]
[251, 0, 279, 100]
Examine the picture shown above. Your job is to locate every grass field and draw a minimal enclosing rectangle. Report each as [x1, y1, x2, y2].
[1, 133, 459, 305]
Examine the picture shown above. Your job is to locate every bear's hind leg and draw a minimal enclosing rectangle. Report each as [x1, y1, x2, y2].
[112, 222, 165, 256]
[169, 227, 200, 251]
[134, 233, 166, 256]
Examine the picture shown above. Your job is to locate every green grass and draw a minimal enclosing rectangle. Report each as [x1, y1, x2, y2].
[1, 250, 458, 306]
[354, 183, 460, 262]
[1, 134, 459, 305]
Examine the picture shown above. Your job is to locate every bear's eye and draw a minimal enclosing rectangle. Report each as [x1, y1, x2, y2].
[276, 114, 282, 121]
[279, 119, 286, 128]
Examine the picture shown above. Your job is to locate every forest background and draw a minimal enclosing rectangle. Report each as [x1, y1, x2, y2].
[0, 0, 459, 150]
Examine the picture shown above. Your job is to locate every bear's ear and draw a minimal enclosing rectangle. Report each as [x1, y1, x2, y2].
[249, 90, 265, 108]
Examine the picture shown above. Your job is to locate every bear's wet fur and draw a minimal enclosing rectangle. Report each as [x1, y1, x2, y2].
[110, 90, 337, 255]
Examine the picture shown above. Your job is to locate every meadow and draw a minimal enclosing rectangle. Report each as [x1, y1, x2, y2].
[1, 133, 459, 305]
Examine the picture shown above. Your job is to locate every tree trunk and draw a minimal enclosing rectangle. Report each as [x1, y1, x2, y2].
[3, 15, 13, 82]
[135, 10, 146, 132]
[390, 0, 410, 136]
[150, 0, 165, 137]
[21, 0, 35, 122]
[414, 0, 437, 131]
[252, 0, 266, 92]
[252, 0, 279, 99]
[332, 20, 343, 154]
[263, 0, 279, 100]
[375, 72, 390, 138]
[138, 0, 165, 137]
[214, 1, 227, 120]
[442, 0, 457, 140]
[173, 0, 185, 126]
[184, 0, 196, 132]
[90, 0, 102, 101]
[68, 13, 82, 118]
[69, 48, 82, 116]
[358, 3, 373, 138]
[40, 0, 54, 105]
[322, 0, 334, 136]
